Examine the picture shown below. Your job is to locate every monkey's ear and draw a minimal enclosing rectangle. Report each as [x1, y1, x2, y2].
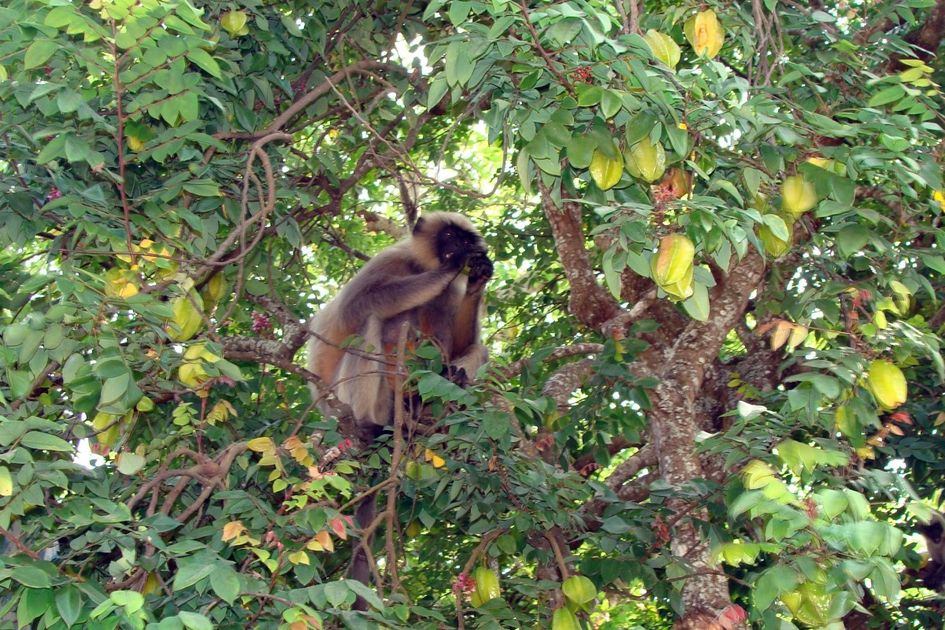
[412, 216, 426, 234]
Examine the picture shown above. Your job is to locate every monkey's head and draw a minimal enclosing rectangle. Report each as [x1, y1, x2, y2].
[919, 517, 945, 545]
[412, 212, 488, 270]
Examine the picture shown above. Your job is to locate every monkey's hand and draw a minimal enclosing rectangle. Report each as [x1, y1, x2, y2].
[444, 364, 470, 387]
[465, 251, 493, 294]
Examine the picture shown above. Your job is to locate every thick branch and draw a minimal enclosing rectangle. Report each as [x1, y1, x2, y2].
[906, 0, 945, 57]
[538, 182, 621, 329]
[647, 248, 766, 616]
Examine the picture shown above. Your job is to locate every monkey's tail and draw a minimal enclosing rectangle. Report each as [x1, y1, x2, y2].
[350, 489, 378, 611]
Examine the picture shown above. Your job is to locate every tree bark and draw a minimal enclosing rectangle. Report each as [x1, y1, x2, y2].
[649, 248, 765, 615]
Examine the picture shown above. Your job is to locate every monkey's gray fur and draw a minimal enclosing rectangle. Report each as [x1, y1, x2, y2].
[307, 212, 493, 432]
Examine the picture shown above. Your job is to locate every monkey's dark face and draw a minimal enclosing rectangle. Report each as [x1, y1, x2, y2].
[434, 223, 486, 266]
[920, 520, 944, 544]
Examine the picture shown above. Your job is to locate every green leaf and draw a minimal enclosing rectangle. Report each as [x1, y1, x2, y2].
[867, 85, 905, 108]
[814, 489, 848, 520]
[445, 42, 473, 87]
[186, 49, 222, 78]
[682, 283, 710, 321]
[324, 580, 351, 607]
[835, 225, 870, 259]
[566, 135, 595, 169]
[172, 558, 215, 591]
[482, 411, 509, 440]
[516, 148, 533, 196]
[17, 589, 50, 628]
[21, 431, 73, 452]
[920, 253, 945, 274]
[346, 579, 385, 609]
[11, 565, 52, 589]
[625, 110, 658, 146]
[36, 135, 67, 164]
[209, 564, 240, 604]
[600, 90, 622, 119]
[753, 565, 799, 610]
[24, 40, 58, 69]
[182, 180, 221, 196]
[602, 249, 622, 299]
[427, 76, 448, 110]
[110, 590, 144, 614]
[116, 452, 145, 475]
[99, 373, 131, 407]
[55, 585, 82, 627]
[179, 611, 213, 630]
[576, 85, 603, 107]
[762, 214, 789, 241]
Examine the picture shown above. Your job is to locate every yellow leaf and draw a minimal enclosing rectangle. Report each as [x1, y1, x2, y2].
[104, 268, 139, 299]
[127, 135, 145, 152]
[247, 437, 275, 453]
[855, 446, 875, 460]
[643, 29, 681, 70]
[315, 530, 334, 552]
[0, 466, 12, 497]
[206, 400, 236, 425]
[141, 572, 161, 595]
[424, 448, 446, 468]
[769, 320, 793, 351]
[287, 550, 310, 565]
[283, 436, 304, 451]
[222, 520, 245, 542]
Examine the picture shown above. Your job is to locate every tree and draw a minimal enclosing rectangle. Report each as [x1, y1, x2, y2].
[2, 0, 945, 628]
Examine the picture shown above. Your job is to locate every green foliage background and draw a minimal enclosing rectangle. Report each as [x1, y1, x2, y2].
[1, 0, 945, 628]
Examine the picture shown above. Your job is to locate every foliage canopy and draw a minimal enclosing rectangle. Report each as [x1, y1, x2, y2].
[2, 0, 945, 628]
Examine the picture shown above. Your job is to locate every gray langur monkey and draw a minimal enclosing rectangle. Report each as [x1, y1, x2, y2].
[306, 212, 493, 604]
[917, 511, 945, 591]
[307, 211, 493, 432]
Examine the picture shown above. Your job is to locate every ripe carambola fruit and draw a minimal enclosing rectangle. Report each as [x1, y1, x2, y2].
[551, 607, 581, 630]
[589, 150, 624, 190]
[684, 9, 725, 58]
[644, 29, 681, 70]
[624, 137, 666, 183]
[866, 359, 907, 410]
[650, 233, 695, 300]
[473, 566, 500, 602]
[781, 175, 818, 216]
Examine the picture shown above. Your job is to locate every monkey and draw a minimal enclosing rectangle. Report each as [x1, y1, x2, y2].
[306, 212, 493, 604]
[307, 211, 492, 433]
[917, 512, 945, 591]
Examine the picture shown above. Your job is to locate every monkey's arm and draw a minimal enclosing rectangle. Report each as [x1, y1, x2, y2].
[340, 268, 459, 326]
[451, 251, 492, 359]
